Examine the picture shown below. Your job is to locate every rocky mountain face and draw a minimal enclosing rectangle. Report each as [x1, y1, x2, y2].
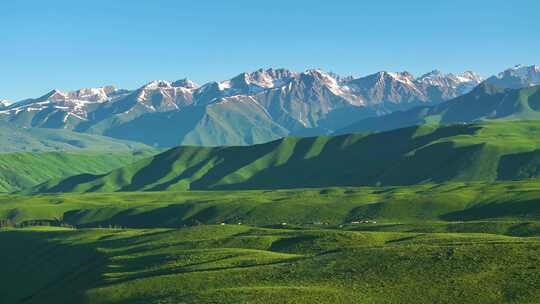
[484, 65, 540, 89]
[337, 83, 540, 135]
[0, 67, 485, 146]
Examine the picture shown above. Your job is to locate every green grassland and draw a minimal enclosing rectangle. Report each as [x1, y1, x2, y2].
[1, 225, 539, 304]
[2, 180, 540, 229]
[4, 119, 540, 303]
[0, 150, 157, 193]
[3, 180, 539, 303]
[32, 120, 540, 193]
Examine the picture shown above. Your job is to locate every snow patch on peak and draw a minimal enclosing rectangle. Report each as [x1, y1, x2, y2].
[39, 89, 67, 101]
[488, 64, 540, 88]
[500, 64, 540, 78]
[304, 68, 338, 82]
[416, 70, 482, 88]
[172, 78, 198, 89]
[386, 71, 416, 85]
[143, 80, 173, 89]
[460, 71, 483, 83]
[303, 69, 344, 90]
[218, 80, 232, 91]
[67, 86, 116, 102]
[418, 70, 443, 80]
[232, 68, 293, 90]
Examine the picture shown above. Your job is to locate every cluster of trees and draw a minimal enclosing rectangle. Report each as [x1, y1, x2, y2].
[0, 219, 76, 229]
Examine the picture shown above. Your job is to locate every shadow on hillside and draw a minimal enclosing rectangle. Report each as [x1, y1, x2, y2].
[38, 173, 106, 193]
[497, 149, 540, 180]
[201, 124, 482, 190]
[441, 199, 540, 221]
[63, 203, 200, 228]
[0, 230, 106, 304]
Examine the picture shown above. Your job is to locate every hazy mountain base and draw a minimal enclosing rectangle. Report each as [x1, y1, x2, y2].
[0, 121, 153, 153]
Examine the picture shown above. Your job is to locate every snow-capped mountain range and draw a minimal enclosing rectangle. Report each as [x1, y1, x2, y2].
[0, 65, 538, 146]
[484, 64, 540, 89]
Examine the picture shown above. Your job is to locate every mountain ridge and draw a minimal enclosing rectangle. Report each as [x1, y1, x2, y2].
[337, 84, 540, 135]
[4, 64, 539, 148]
[1, 67, 485, 147]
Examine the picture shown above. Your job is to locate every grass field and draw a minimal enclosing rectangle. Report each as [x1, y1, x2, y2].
[4, 178, 540, 303]
[1, 225, 539, 304]
[3, 180, 540, 229]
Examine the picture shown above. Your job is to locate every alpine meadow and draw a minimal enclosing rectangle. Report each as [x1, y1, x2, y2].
[2, 1, 540, 303]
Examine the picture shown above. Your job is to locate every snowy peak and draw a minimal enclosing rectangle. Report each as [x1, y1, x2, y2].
[416, 70, 483, 86]
[355, 71, 416, 86]
[246, 68, 296, 87]
[417, 70, 444, 82]
[134, 79, 195, 110]
[386, 71, 415, 84]
[0, 85, 120, 124]
[485, 64, 540, 89]
[229, 68, 295, 90]
[298, 69, 359, 102]
[39, 89, 67, 101]
[172, 78, 198, 89]
[67, 86, 117, 102]
[502, 64, 540, 80]
[142, 80, 173, 90]
[36, 86, 117, 103]
[349, 70, 417, 88]
[461, 71, 483, 83]
[302, 69, 340, 85]
[0, 99, 9, 109]
[203, 68, 297, 100]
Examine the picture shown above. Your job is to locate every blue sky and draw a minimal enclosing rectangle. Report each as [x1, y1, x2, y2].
[1, 0, 539, 101]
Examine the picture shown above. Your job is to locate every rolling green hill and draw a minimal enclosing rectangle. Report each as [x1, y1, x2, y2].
[0, 151, 157, 193]
[3, 180, 540, 303]
[1, 224, 539, 304]
[337, 84, 540, 134]
[33, 120, 540, 193]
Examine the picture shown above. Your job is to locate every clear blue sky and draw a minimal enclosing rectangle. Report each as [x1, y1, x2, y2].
[2, 0, 539, 101]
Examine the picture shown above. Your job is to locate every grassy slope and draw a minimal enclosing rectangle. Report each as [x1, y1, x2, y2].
[0, 225, 538, 304]
[0, 150, 156, 193]
[34, 120, 540, 193]
[4, 180, 540, 228]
